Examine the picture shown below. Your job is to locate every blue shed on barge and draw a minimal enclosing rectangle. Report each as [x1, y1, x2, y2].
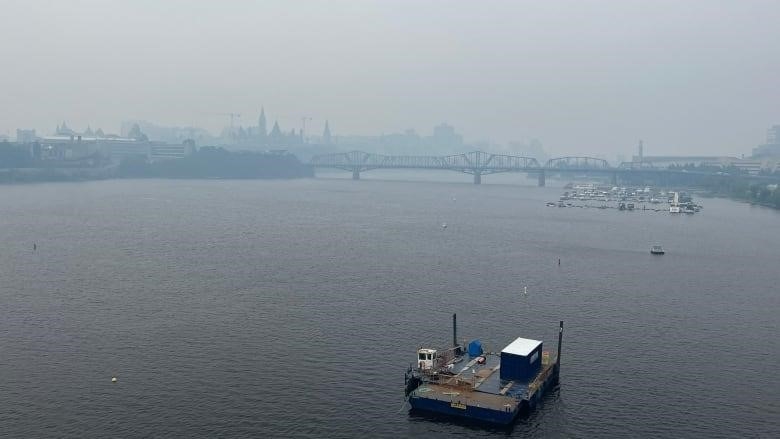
[404, 316, 563, 426]
[500, 337, 543, 382]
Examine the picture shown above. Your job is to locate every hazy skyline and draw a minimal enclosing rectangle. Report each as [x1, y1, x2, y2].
[2, 0, 778, 157]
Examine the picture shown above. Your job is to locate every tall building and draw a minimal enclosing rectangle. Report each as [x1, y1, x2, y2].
[430, 123, 463, 152]
[16, 129, 37, 143]
[752, 125, 780, 158]
[638, 140, 644, 163]
[767, 125, 780, 144]
[258, 107, 267, 139]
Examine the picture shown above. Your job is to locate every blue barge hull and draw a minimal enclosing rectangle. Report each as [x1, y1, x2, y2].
[408, 362, 559, 425]
[410, 396, 518, 424]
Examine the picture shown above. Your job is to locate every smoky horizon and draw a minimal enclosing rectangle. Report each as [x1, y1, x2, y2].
[2, 0, 779, 159]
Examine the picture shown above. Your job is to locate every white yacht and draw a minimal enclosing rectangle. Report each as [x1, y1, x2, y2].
[669, 192, 681, 213]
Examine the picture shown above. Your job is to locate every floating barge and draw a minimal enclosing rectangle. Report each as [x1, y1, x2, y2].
[404, 315, 562, 425]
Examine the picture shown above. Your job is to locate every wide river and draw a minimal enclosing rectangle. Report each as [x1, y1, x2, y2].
[1, 174, 778, 438]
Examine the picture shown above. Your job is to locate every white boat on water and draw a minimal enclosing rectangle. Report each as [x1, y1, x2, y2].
[669, 192, 681, 213]
[650, 245, 665, 255]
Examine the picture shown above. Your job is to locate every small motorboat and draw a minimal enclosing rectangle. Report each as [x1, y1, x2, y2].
[650, 245, 665, 255]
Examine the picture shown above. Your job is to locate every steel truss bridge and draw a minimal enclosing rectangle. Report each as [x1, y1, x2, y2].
[309, 150, 615, 185]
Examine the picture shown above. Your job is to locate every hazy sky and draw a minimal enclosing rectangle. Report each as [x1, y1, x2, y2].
[2, 0, 778, 158]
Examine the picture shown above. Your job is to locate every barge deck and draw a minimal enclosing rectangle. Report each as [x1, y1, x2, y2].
[404, 317, 563, 425]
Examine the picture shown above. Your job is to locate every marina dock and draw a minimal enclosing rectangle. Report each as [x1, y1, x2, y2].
[548, 185, 703, 214]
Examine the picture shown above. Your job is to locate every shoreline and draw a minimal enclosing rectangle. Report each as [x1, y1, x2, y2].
[0, 168, 313, 184]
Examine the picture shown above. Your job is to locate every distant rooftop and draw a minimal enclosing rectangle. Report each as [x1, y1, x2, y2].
[39, 135, 138, 143]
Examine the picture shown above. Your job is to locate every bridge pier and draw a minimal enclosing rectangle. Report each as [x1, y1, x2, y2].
[473, 173, 481, 184]
[352, 169, 360, 180]
[538, 171, 546, 187]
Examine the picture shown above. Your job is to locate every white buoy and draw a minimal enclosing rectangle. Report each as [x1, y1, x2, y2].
[112, 377, 117, 383]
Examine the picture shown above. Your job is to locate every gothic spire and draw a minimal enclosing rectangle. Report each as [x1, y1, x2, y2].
[258, 106, 267, 138]
[323, 120, 332, 144]
[269, 120, 282, 138]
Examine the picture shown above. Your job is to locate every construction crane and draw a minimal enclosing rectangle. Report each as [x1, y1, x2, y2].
[214, 112, 241, 129]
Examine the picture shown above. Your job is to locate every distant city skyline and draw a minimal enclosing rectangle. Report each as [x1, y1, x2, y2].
[4, 108, 775, 161]
[2, 1, 779, 158]
[8, 114, 780, 164]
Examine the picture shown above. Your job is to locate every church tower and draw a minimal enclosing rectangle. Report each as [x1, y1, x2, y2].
[323, 120, 332, 145]
[269, 120, 283, 144]
[258, 107, 267, 140]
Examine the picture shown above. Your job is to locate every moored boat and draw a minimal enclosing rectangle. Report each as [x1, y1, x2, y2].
[670, 192, 681, 213]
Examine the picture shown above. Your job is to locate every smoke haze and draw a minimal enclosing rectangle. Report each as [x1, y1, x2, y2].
[2, 0, 778, 157]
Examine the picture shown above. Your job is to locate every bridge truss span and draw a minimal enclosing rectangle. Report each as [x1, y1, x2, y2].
[309, 150, 541, 183]
[546, 156, 610, 169]
[440, 151, 540, 175]
[308, 149, 778, 186]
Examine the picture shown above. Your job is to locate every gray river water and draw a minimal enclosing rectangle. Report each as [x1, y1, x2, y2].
[1, 176, 778, 438]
